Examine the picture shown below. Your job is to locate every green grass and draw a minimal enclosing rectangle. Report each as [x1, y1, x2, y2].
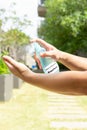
[0, 83, 50, 130]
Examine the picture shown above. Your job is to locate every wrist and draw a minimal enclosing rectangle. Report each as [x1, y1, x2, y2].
[56, 50, 67, 62]
[23, 70, 37, 85]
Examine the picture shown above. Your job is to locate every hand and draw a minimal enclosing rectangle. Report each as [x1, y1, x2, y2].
[3, 56, 33, 80]
[33, 54, 42, 69]
[30, 38, 62, 61]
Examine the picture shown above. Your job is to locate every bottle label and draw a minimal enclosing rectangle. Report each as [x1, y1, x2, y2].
[44, 62, 59, 74]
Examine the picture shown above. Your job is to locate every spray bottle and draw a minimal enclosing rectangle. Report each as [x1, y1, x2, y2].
[33, 42, 59, 74]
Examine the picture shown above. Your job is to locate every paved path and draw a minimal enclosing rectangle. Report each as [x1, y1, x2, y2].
[47, 92, 87, 129]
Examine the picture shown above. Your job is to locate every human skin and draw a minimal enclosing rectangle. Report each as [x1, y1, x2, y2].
[3, 38, 87, 96]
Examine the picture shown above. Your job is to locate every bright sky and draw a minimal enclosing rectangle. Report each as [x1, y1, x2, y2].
[0, 0, 39, 38]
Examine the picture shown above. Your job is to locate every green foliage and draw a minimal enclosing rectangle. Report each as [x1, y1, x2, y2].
[0, 59, 10, 74]
[38, 0, 87, 55]
[5, 29, 30, 46]
[0, 52, 10, 74]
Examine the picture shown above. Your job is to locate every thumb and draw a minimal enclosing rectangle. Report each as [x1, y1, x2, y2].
[40, 50, 54, 58]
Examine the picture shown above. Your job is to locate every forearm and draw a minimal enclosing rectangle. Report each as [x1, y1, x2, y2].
[23, 71, 87, 96]
[58, 51, 87, 70]
[31, 38, 87, 71]
[3, 55, 87, 96]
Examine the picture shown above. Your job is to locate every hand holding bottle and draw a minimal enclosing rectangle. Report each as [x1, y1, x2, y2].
[30, 38, 62, 61]
[30, 38, 59, 73]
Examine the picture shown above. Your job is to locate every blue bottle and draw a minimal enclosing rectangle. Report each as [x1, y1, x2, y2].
[34, 43, 59, 74]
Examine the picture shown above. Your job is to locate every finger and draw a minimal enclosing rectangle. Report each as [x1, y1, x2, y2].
[30, 38, 54, 50]
[3, 56, 28, 73]
[4, 60, 22, 77]
[34, 55, 42, 69]
[4, 60, 14, 70]
[3, 56, 19, 67]
[36, 58, 42, 69]
[40, 51, 54, 57]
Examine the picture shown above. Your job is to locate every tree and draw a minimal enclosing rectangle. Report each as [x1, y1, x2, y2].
[4, 29, 30, 59]
[38, 0, 87, 56]
[0, 2, 31, 60]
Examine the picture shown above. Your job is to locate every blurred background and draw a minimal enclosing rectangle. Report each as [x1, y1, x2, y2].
[0, 0, 87, 130]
